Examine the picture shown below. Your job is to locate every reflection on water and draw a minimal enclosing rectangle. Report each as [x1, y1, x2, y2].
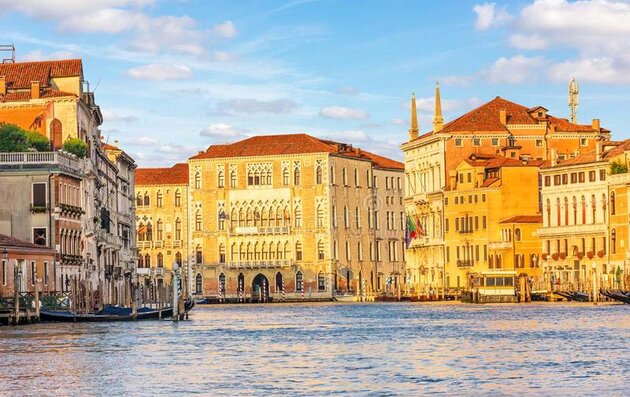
[1, 302, 629, 396]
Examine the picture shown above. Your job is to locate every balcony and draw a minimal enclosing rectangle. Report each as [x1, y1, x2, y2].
[458, 229, 473, 234]
[173, 240, 182, 248]
[154, 267, 165, 277]
[138, 241, 152, 249]
[230, 226, 291, 236]
[60, 254, 83, 265]
[488, 241, 511, 250]
[457, 260, 474, 267]
[97, 230, 121, 247]
[137, 267, 151, 276]
[226, 260, 293, 269]
[154, 241, 164, 248]
[537, 223, 607, 238]
[0, 151, 82, 175]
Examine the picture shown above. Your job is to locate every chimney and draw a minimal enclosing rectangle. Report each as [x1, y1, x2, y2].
[114, 140, 119, 147]
[356, 148, 361, 156]
[596, 138, 602, 161]
[499, 109, 507, 125]
[550, 148, 558, 167]
[0, 76, 5, 96]
[30, 81, 40, 99]
[592, 118, 600, 131]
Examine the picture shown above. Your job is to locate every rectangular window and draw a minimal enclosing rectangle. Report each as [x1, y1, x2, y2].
[483, 245, 487, 261]
[455, 138, 463, 147]
[30, 261, 35, 285]
[33, 228, 47, 246]
[482, 216, 487, 229]
[2, 259, 6, 285]
[491, 138, 499, 146]
[580, 138, 588, 146]
[599, 169, 606, 181]
[570, 173, 577, 184]
[445, 219, 449, 232]
[475, 245, 480, 261]
[554, 175, 561, 185]
[455, 218, 460, 231]
[481, 194, 486, 202]
[578, 172, 585, 183]
[544, 176, 551, 186]
[536, 139, 543, 147]
[473, 138, 481, 146]
[32, 183, 46, 208]
[475, 216, 479, 230]
[589, 171, 596, 182]
[562, 174, 568, 185]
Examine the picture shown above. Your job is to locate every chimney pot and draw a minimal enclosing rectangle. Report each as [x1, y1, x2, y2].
[30, 81, 40, 99]
[592, 118, 600, 131]
[0, 76, 5, 96]
[114, 140, 119, 147]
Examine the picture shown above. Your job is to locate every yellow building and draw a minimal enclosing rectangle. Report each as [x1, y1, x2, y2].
[186, 134, 404, 302]
[134, 163, 189, 288]
[443, 154, 544, 300]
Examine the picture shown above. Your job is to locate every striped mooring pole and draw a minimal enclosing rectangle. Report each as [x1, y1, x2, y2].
[281, 279, 286, 302]
[301, 283, 305, 301]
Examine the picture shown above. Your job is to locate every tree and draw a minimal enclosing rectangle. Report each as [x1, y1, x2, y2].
[611, 161, 628, 175]
[62, 137, 88, 158]
[23, 130, 51, 151]
[0, 124, 29, 152]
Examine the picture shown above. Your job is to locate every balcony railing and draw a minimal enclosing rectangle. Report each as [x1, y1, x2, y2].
[154, 241, 164, 248]
[488, 241, 511, 250]
[173, 240, 182, 248]
[0, 151, 82, 173]
[227, 260, 293, 269]
[457, 260, 474, 267]
[458, 229, 473, 234]
[137, 267, 151, 276]
[536, 223, 607, 238]
[138, 241, 152, 249]
[230, 226, 290, 236]
[154, 267, 165, 277]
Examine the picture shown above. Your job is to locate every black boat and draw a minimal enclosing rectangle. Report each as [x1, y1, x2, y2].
[603, 291, 630, 304]
[40, 299, 195, 323]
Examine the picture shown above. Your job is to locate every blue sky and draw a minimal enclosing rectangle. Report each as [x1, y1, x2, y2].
[1, 0, 629, 166]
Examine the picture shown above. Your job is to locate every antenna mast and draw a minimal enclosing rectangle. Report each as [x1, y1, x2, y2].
[0, 44, 15, 63]
[568, 77, 579, 123]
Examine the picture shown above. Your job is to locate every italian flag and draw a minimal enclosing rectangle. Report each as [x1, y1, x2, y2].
[405, 216, 417, 248]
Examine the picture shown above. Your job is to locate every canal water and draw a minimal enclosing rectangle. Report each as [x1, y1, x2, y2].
[1, 302, 629, 396]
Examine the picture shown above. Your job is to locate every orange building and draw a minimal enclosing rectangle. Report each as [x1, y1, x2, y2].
[0, 233, 56, 297]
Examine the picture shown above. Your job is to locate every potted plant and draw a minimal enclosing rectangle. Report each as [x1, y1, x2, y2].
[597, 250, 605, 258]
[576, 252, 584, 260]
[542, 253, 548, 260]
[587, 251, 594, 259]
[552, 252, 559, 261]
[559, 252, 567, 260]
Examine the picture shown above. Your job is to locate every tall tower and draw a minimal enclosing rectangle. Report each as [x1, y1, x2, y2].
[569, 77, 579, 123]
[409, 92, 419, 141]
[433, 81, 444, 132]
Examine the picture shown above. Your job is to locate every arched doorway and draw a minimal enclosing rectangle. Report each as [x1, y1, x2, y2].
[50, 119, 62, 150]
[195, 273, 203, 294]
[252, 273, 269, 303]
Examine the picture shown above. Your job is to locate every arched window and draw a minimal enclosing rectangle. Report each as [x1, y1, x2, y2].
[217, 169, 225, 188]
[316, 166, 323, 184]
[230, 170, 237, 188]
[612, 228, 617, 254]
[276, 240, 282, 260]
[572, 196, 577, 225]
[282, 168, 289, 185]
[316, 205, 323, 227]
[51, 118, 63, 150]
[294, 206, 302, 227]
[157, 252, 164, 268]
[317, 240, 324, 260]
[496, 255, 502, 269]
[219, 243, 226, 263]
[294, 167, 301, 185]
[136, 193, 143, 207]
[246, 208, 253, 226]
[138, 255, 144, 268]
[602, 193, 607, 222]
[343, 206, 349, 228]
[230, 208, 238, 229]
[144, 254, 151, 268]
[556, 198, 561, 226]
[230, 243, 237, 261]
[246, 242, 253, 261]
[354, 168, 359, 186]
[295, 241, 303, 260]
[175, 252, 182, 265]
[195, 273, 203, 294]
[514, 228, 521, 242]
[591, 194, 597, 224]
[261, 241, 268, 260]
[611, 192, 616, 215]
[137, 222, 145, 241]
[174, 189, 181, 207]
[530, 254, 538, 268]
[195, 209, 202, 231]
[143, 192, 150, 206]
[581, 195, 586, 224]
[275, 207, 282, 227]
[276, 272, 283, 292]
[238, 208, 245, 227]
[146, 222, 153, 240]
[283, 241, 290, 260]
[295, 271, 303, 291]
[156, 190, 163, 207]
[194, 171, 201, 189]
[564, 197, 569, 226]
[156, 219, 163, 241]
[196, 245, 203, 264]
[175, 218, 182, 240]
[545, 199, 551, 227]
[342, 167, 347, 186]
[318, 271, 325, 291]
[489, 255, 494, 269]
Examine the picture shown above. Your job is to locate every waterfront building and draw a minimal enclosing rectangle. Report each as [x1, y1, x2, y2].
[0, 233, 56, 297]
[538, 139, 630, 291]
[134, 163, 189, 289]
[443, 154, 544, 295]
[401, 83, 611, 296]
[144, 133, 405, 302]
[0, 58, 136, 304]
[607, 140, 630, 289]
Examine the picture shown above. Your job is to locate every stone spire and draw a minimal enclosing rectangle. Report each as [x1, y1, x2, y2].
[433, 81, 444, 132]
[409, 92, 419, 141]
[569, 77, 579, 123]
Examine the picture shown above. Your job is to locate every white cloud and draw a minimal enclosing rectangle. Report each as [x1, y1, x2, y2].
[336, 85, 359, 95]
[213, 51, 238, 62]
[473, 2, 512, 31]
[392, 118, 407, 126]
[200, 123, 247, 138]
[549, 56, 630, 84]
[21, 49, 78, 61]
[212, 20, 238, 38]
[440, 75, 473, 87]
[410, 97, 463, 113]
[483, 55, 545, 84]
[215, 98, 299, 114]
[129, 136, 159, 146]
[329, 130, 371, 142]
[102, 108, 139, 123]
[126, 63, 193, 80]
[319, 106, 368, 120]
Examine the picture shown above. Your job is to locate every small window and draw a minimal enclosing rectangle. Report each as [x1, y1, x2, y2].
[33, 228, 47, 246]
[32, 183, 46, 208]
[318, 271, 325, 291]
[473, 138, 481, 146]
[536, 139, 543, 147]
[455, 138, 463, 147]
[580, 138, 588, 146]
[599, 169, 606, 181]
[491, 138, 499, 146]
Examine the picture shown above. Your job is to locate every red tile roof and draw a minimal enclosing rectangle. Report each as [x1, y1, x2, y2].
[500, 215, 542, 224]
[191, 133, 403, 170]
[602, 139, 630, 160]
[0, 233, 55, 252]
[136, 163, 189, 185]
[0, 59, 83, 89]
[1, 88, 76, 102]
[413, 96, 601, 138]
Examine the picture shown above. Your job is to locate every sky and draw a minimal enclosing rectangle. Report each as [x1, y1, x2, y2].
[1, 0, 629, 167]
